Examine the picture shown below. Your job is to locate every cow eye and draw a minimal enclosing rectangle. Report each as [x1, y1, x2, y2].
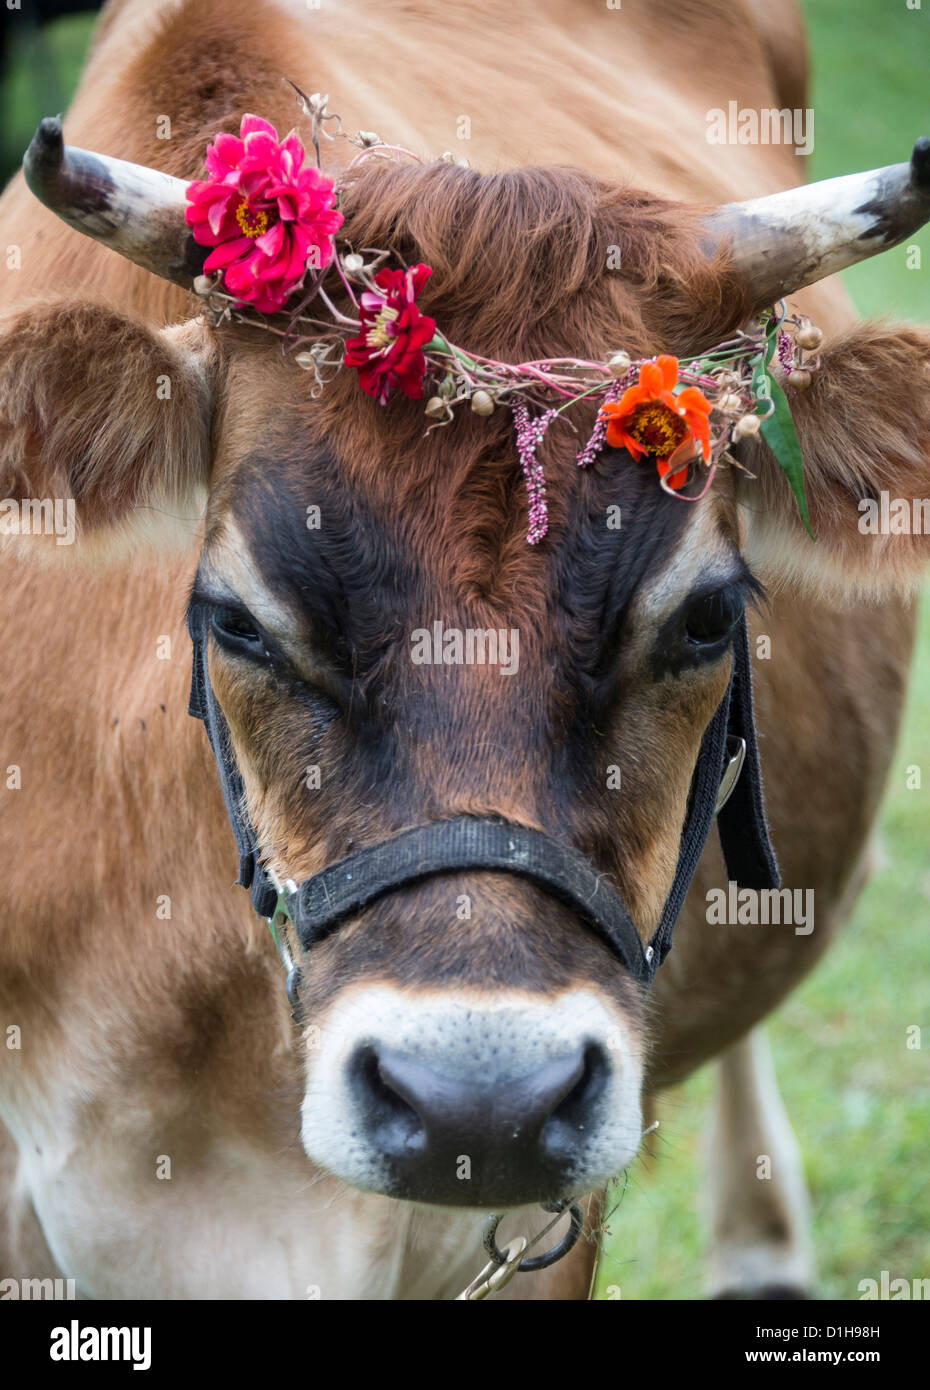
[210, 605, 270, 661]
[684, 585, 744, 647]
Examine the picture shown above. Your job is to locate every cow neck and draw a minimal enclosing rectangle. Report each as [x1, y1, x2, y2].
[186, 608, 779, 1009]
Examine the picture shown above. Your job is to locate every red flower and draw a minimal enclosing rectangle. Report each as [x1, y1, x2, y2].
[345, 264, 436, 404]
[599, 355, 712, 491]
[185, 114, 343, 315]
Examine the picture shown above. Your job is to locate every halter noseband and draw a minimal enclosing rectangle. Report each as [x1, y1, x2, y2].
[187, 608, 779, 1012]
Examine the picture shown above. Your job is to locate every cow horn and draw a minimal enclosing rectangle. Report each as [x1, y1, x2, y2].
[706, 138, 930, 307]
[26, 118, 930, 312]
[22, 117, 205, 288]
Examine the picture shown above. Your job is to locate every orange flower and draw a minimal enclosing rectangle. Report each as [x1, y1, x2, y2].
[600, 355, 713, 491]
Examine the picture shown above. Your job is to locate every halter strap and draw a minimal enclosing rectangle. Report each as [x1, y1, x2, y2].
[187, 607, 779, 996]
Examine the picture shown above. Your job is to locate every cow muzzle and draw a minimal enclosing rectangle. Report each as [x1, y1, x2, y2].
[299, 986, 644, 1207]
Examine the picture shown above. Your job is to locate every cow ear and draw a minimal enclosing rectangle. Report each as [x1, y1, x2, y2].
[737, 322, 930, 602]
[0, 300, 214, 559]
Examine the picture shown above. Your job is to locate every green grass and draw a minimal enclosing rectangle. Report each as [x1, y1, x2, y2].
[0, 14, 97, 185]
[4, 1, 928, 1303]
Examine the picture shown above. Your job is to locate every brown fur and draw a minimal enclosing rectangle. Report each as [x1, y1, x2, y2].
[335, 160, 753, 356]
[741, 323, 930, 597]
[0, 304, 213, 542]
[0, 0, 921, 1300]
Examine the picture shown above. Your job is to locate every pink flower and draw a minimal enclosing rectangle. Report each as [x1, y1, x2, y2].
[345, 264, 436, 404]
[186, 114, 343, 315]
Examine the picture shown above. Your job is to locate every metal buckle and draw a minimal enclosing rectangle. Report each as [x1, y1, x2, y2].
[266, 876, 303, 1021]
[455, 1238, 528, 1300]
[715, 735, 746, 814]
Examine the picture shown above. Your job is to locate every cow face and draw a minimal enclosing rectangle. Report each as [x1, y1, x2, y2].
[5, 160, 930, 1208]
[187, 335, 753, 1204]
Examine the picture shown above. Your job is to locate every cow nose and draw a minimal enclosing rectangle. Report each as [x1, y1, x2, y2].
[349, 1040, 608, 1205]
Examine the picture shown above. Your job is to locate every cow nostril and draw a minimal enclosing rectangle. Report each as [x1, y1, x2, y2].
[349, 1044, 426, 1153]
[542, 1042, 610, 1156]
[346, 1037, 614, 1202]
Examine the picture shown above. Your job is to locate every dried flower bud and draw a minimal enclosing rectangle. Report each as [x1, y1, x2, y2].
[607, 351, 632, 378]
[425, 396, 449, 419]
[342, 253, 365, 275]
[716, 371, 741, 390]
[788, 369, 812, 390]
[357, 131, 382, 147]
[294, 352, 316, 371]
[470, 390, 495, 416]
[717, 392, 742, 414]
[797, 325, 823, 351]
[733, 413, 761, 438]
[193, 274, 218, 297]
[787, 314, 814, 338]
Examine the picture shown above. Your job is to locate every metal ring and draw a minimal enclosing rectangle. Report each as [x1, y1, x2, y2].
[482, 1201, 584, 1274]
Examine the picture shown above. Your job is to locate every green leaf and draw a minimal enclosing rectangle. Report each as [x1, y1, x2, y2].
[752, 354, 815, 540]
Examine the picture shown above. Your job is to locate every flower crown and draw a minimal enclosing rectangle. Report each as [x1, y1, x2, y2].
[186, 88, 820, 542]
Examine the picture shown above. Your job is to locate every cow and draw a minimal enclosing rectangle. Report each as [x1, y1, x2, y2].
[1, 0, 928, 1301]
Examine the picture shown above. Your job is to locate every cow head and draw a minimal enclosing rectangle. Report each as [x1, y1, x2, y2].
[4, 124, 930, 1208]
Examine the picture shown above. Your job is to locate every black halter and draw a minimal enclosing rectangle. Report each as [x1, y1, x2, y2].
[187, 607, 779, 1006]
